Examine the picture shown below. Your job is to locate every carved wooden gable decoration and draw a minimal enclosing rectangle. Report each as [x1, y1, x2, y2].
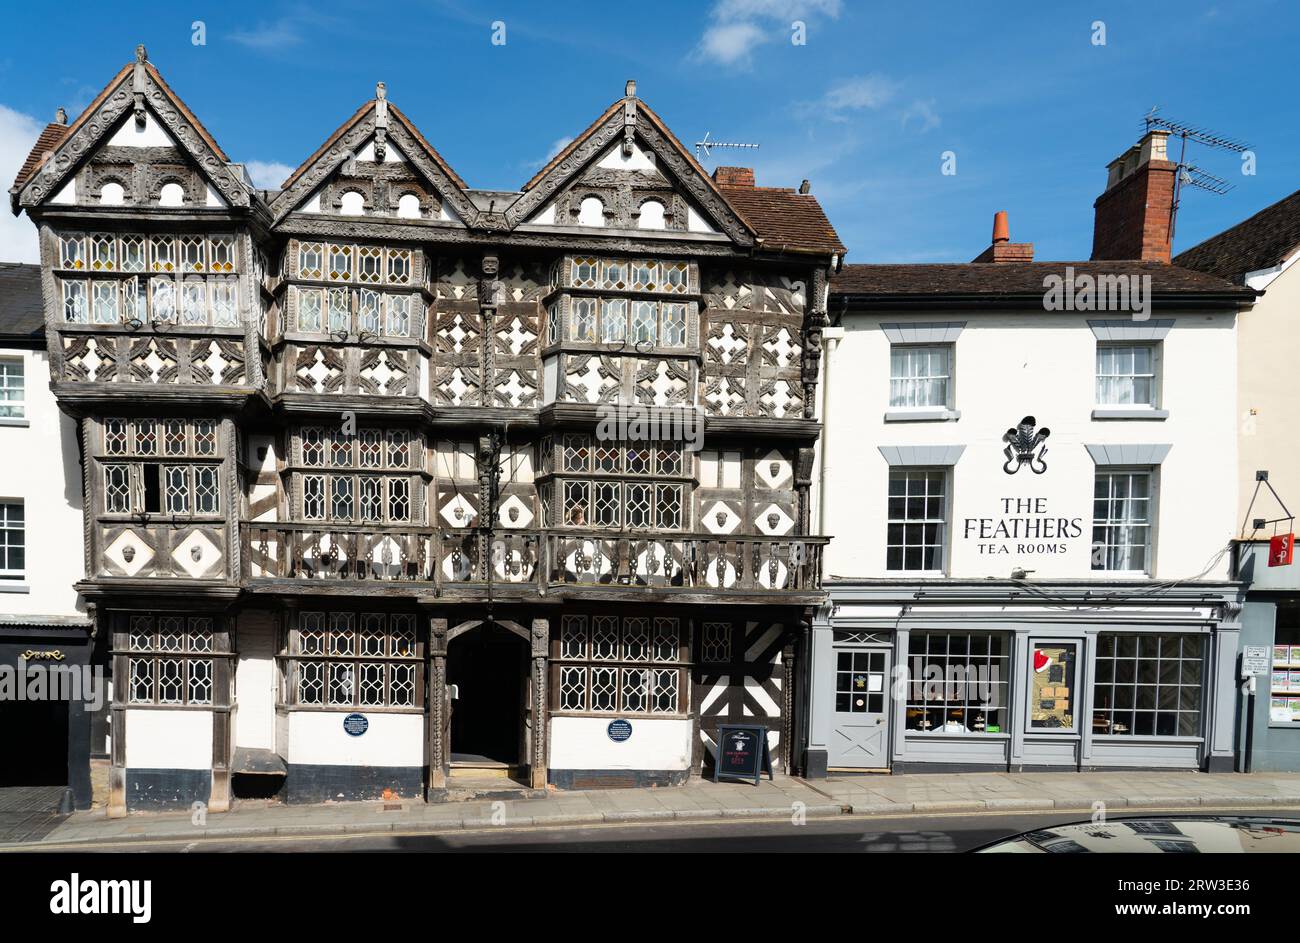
[271, 86, 479, 228]
[12, 47, 252, 213]
[507, 86, 757, 247]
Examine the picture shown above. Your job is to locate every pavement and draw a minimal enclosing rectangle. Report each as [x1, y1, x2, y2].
[5, 770, 1300, 849]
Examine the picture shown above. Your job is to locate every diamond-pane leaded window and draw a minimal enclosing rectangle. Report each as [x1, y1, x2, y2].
[291, 611, 422, 709]
[554, 615, 687, 715]
[124, 615, 217, 706]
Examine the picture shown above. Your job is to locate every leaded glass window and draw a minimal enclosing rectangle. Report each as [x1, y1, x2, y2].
[553, 614, 687, 714]
[126, 615, 217, 706]
[290, 611, 422, 709]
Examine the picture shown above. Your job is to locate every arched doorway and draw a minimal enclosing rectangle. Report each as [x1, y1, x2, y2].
[446, 622, 529, 769]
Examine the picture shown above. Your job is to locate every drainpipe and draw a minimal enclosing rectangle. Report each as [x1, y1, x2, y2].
[817, 326, 845, 538]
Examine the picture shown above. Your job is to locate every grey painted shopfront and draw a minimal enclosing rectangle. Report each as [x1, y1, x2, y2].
[804, 580, 1242, 776]
[1234, 540, 1300, 772]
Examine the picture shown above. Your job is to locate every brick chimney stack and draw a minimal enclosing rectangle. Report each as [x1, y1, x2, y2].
[712, 166, 755, 188]
[972, 210, 1034, 262]
[1090, 129, 1176, 262]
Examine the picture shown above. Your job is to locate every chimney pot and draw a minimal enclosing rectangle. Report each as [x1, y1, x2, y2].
[972, 210, 1033, 263]
[992, 210, 1010, 244]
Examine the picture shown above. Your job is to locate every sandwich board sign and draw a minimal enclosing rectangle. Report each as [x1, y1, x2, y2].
[713, 724, 773, 786]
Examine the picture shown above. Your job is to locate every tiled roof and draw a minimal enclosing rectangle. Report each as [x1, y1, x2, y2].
[831, 261, 1252, 301]
[719, 184, 845, 255]
[1174, 188, 1300, 284]
[12, 123, 69, 191]
[0, 263, 45, 339]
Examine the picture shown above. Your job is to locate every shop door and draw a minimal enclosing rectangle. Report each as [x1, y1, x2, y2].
[829, 647, 891, 769]
[0, 698, 68, 786]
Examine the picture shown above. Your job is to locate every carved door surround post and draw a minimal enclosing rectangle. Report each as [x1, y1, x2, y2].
[530, 618, 550, 789]
[436, 617, 549, 791]
[427, 616, 449, 792]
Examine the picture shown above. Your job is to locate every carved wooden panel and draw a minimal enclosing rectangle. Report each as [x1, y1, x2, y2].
[62, 333, 246, 385]
[700, 267, 807, 418]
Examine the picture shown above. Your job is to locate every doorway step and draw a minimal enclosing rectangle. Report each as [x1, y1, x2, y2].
[444, 759, 543, 802]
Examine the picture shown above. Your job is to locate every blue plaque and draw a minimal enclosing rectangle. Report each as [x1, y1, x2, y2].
[607, 719, 633, 742]
[343, 713, 369, 737]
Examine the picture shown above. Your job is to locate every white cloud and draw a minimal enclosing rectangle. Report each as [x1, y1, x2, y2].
[0, 104, 44, 263]
[902, 98, 941, 132]
[824, 74, 899, 112]
[524, 136, 575, 173]
[696, 21, 768, 66]
[231, 19, 306, 50]
[694, 0, 842, 68]
[245, 160, 295, 190]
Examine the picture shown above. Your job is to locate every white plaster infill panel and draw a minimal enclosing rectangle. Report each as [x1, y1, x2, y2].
[286, 711, 423, 767]
[548, 716, 692, 771]
[124, 709, 213, 769]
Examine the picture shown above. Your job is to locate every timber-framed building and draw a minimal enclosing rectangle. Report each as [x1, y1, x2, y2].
[9, 47, 843, 812]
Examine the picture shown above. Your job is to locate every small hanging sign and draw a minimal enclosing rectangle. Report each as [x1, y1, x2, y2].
[1269, 533, 1295, 567]
[712, 724, 773, 786]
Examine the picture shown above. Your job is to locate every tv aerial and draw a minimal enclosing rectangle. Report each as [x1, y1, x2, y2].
[1142, 107, 1250, 242]
[695, 131, 761, 161]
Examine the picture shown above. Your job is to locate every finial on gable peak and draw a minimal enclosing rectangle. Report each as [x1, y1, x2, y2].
[132, 45, 148, 126]
[374, 82, 389, 160]
[625, 79, 636, 98]
[55, 107, 67, 125]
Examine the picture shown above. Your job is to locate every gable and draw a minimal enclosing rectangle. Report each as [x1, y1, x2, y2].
[272, 92, 477, 227]
[507, 93, 754, 246]
[522, 138, 721, 234]
[12, 52, 251, 212]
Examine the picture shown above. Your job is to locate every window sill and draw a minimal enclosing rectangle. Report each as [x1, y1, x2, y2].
[904, 730, 1010, 739]
[0, 417, 29, 427]
[885, 570, 948, 578]
[884, 408, 960, 423]
[0, 582, 30, 594]
[1091, 407, 1168, 420]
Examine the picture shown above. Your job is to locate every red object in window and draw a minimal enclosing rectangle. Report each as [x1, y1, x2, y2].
[1033, 650, 1051, 672]
[1269, 533, 1295, 567]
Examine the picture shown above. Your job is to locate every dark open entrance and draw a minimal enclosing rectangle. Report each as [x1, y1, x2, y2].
[447, 623, 527, 765]
[0, 699, 69, 787]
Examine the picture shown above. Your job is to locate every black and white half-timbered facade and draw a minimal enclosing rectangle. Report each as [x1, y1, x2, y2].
[9, 48, 843, 812]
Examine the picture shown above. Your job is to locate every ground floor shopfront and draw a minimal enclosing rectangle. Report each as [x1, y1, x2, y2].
[101, 594, 807, 814]
[1234, 540, 1300, 772]
[803, 580, 1242, 776]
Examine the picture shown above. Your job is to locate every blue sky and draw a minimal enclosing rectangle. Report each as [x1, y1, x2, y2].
[2, 0, 1297, 264]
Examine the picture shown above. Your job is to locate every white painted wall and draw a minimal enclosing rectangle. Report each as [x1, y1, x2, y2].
[286, 711, 424, 767]
[233, 611, 276, 751]
[549, 716, 692, 770]
[816, 310, 1238, 581]
[124, 709, 212, 769]
[1238, 259, 1300, 528]
[0, 347, 84, 616]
